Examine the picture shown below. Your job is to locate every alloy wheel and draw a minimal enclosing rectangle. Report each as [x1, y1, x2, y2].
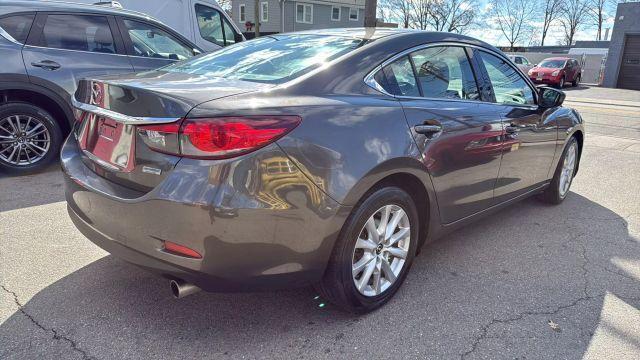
[559, 142, 577, 198]
[352, 204, 411, 297]
[0, 114, 51, 166]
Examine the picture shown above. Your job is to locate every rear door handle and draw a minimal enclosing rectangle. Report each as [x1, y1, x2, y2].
[414, 124, 442, 135]
[31, 60, 61, 70]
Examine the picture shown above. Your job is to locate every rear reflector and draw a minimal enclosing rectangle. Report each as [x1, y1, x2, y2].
[138, 116, 301, 159]
[163, 241, 202, 259]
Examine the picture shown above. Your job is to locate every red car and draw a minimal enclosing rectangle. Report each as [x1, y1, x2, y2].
[528, 57, 582, 88]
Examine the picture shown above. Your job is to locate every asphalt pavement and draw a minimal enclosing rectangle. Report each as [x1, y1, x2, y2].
[1, 85, 639, 359]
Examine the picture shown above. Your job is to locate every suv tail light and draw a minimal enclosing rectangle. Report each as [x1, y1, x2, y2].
[138, 116, 301, 159]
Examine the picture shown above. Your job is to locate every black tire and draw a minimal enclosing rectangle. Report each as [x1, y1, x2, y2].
[557, 76, 565, 89]
[0, 102, 63, 175]
[538, 137, 579, 205]
[315, 186, 419, 313]
[572, 75, 580, 87]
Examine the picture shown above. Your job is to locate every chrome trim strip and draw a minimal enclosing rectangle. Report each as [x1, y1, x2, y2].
[363, 41, 539, 105]
[81, 149, 121, 171]
[72, 98, 180, 125]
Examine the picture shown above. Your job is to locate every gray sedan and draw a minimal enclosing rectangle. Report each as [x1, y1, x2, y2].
[62, 29, 584, 312]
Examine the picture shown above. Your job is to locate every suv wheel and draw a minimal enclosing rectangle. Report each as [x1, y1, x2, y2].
[557, 76, 565, 89]
[316, 186, 419, 313]
[572, 75, 580, 87]
[0, 102, 62, 175]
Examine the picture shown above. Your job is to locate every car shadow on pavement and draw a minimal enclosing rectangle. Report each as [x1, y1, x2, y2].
[1, 193, 638, 359]
[0, 165, 65, 212]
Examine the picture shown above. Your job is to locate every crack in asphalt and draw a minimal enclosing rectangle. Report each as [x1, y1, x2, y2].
[0, 284, 94, 360]
[460, 232, 593, 359]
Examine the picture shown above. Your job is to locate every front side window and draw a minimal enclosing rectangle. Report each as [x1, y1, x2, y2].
[195, 4, 224, 46]
[42, 14, 115, 53]
[122, 19, 193, 60]
[349, 8, 358, 21]
[223, 18, 239, 46]
[410, 46, 480, 100]
[514, 57, 522, 64]
[239, 4, 246, 22]
[0, 14, 34, 44]
[521, 57, 530, 65]
[331, 7, 341, 21]
[380, 56, 420, 97]
[296, 4, 313, 24]
[165, 34, 365, 84]
[479, 51, 535, 105]
[261, 2, 268, 22]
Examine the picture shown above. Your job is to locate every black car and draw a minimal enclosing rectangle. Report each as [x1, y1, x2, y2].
[0, 0, 203, 174]
[63, 29, 584, 312]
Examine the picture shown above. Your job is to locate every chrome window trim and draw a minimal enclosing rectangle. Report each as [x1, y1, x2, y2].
[363, 41, 539, 106]
[71, 98, 180, 125]
[0, 27, 21, 45]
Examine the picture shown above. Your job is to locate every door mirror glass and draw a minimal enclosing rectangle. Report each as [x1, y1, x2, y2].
[539, 87, 565, 108]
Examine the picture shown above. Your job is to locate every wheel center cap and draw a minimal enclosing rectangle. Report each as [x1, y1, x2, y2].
[375, 243, 383, 254]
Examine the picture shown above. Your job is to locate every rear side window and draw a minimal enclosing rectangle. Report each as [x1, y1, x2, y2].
[514, 57, 522, 64]
[0, 14, 34, 44]
[42, 14, 115, 53]
[122, 19, 194, 60]
[410, 46, 479, 100]
[381, 56, 420, 97]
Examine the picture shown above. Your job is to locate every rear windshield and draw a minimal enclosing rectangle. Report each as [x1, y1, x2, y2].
[164, 34, 367, 84]
[538, 59, 566, 68]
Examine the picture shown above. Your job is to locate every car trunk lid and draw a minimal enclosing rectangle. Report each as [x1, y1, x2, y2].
[72, 71, 272, 193]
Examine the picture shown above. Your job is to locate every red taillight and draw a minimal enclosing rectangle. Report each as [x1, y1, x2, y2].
[138, 116, 301, 159]
[163, 241, 202, 259]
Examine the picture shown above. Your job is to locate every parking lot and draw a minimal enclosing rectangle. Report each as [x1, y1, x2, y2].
[1, 85, 639, 359]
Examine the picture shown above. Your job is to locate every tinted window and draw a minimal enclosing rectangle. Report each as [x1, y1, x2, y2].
[514, 57, 522, 64]
[42, 14, 114, 53]
[479, 51, 535, 105]
[380, 56, 419, 97]
[195, 4, 224, 46]
[122, 19, 193, 60]
[0, 14, 34, 43]
[165, 34, 365, 84]
[410, 46, 479, 100]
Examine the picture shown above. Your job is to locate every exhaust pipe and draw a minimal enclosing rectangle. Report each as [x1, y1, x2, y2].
[170, 279, 201, 299]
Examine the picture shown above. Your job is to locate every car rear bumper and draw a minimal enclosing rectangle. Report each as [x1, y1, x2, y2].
[61, 135, 347, 292]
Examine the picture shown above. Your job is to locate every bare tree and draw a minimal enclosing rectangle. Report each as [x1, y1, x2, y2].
[490, 0, 535, 50]
[380, 0, 413, 28]
[409, 0, 431, 30]
[425, 0, 477, 33]
[559, 0, 590, 45]
[217, 0, 232, 11]
[587, 0, 608, 40]
[539, 0, 563, 45]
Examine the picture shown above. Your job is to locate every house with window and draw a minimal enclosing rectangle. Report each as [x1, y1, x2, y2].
[231, 0, 364, 36]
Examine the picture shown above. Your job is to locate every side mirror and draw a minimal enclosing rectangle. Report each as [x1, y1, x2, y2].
[534, 64, 537, 67]
[539, 87, 565, 108]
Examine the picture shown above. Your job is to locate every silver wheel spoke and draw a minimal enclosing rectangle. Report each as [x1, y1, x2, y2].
[380, 258, 397, 283]
[356, 237, 377, 250]
[352, 254, 374, 277]
[26, 143, 44, 157]
[365, 216, 379, 243]
[372, 260, 382, 295]
[388, 227, 409, 247]
[356, 260, 376, 291]
[377, 205, 391, 237]
[386, 247, 408, 259]
[26, 123, 44, 136]
[385, 208, 406, 241]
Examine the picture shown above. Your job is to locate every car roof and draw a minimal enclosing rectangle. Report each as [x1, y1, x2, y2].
[0, 0, 157, 22]
[545, 57, 571, 60]
[277, 28, 499, 51]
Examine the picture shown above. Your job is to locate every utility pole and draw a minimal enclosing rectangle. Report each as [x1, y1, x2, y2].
[254, 0, 260, 37]
[364, 0, 377, 28]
